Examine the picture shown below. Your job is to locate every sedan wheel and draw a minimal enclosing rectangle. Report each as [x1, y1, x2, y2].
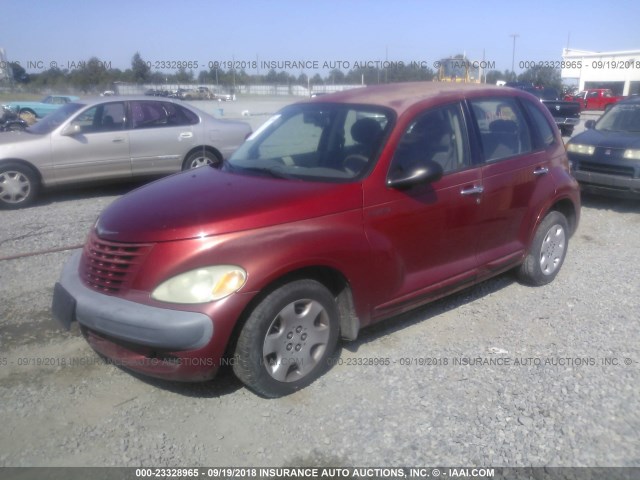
[233, 280, 339, 397]
[183, 150, 221, 170]
[0, 163, 39, 208]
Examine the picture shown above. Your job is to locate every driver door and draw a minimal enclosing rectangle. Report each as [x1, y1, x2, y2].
[363, 102, 483, 319]
[50, 102, 131, 184]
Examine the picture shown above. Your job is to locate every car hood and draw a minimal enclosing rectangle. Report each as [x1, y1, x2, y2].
[0, 131, 46, 151]
[0, 131, 42, 148]
[570, 129, 640, 149]
[96, 167, 364, 243]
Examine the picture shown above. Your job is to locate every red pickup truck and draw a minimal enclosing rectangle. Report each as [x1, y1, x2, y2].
[565, 89, 624, 111]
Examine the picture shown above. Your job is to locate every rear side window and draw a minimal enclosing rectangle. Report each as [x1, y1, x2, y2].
[469, 98, 532, 162]
[522, 99, 555, 148]
[130, 101, 199, 129]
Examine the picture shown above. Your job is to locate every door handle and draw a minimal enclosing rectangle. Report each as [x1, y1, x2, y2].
[533, 167, 549, 176]
[179, 132, 193, 139]
[460, 185, 484, 196]
[112, 138, 125, 143]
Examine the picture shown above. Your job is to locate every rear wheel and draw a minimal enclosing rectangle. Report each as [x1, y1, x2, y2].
[0, 162, 39, 209]
[19, 109, 37, 125]
[518, 211, 569, 286]
[233, 280, 340, 397]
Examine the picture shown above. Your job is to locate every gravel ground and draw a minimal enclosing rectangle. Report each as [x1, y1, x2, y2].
[0, 102, 638, 469]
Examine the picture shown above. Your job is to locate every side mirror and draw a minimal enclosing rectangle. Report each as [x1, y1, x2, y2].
[584, 120, 596, 130]
[387, 161, 443, 189]
[61, 123, 82, 136]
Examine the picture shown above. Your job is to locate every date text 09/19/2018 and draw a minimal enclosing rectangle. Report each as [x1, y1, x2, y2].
[134, 467, 496, 478]
[519, 60, 640, 70]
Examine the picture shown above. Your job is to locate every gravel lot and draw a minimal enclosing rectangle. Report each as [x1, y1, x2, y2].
[0, 99, 638, 469]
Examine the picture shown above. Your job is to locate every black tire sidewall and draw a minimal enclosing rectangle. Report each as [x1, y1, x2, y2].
[233, 280, 340, 397]
[520, 211, 569, 286]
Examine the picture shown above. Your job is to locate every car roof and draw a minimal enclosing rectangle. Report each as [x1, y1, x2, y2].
[70, 95, 196, 107]
[617, 95, 640, 105]
[306, 82, 531, 116]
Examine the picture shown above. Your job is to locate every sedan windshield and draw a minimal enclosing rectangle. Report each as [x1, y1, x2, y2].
[596, 103, 640, 133]
[227, 103, 392, 182]
[26, 102, 85, 134]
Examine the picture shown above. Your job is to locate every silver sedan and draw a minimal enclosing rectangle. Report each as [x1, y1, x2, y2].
[0, 96, 252, 208]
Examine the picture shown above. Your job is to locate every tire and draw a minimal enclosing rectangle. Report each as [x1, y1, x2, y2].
[0, 162, 40, 209]
[518, 211, 569, 286]
[182, 149, 221, 170]
[19, 109, 37, 125]
[233, 279, 340, 397]
[560, 126, 573, 137]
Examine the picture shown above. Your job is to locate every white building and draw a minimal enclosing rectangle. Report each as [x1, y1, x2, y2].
[561, 48, 640, 96]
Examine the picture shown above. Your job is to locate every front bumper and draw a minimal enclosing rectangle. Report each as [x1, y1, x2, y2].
[573, 170, 640, 198]
[53, 251, 214, 350]
[52, 250, 221, 381]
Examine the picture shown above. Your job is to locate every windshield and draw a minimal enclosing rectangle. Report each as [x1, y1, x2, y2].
[26, 102, 85, 134]
[595, 103, 640, 133]
[227, 103, 392, 182]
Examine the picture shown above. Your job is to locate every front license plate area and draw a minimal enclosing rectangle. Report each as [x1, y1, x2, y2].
[51, 283, 77, 330]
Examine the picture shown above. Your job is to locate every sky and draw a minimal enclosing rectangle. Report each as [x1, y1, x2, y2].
[2, 0, 640, 77]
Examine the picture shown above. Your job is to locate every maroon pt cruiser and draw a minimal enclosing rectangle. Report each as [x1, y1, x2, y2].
[53, 82, 581, 397]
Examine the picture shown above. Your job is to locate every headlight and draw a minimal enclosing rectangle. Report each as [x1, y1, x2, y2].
[566, 144, 595, 155]
[623, 149, 640, 160]
[151, 266, 247, 304]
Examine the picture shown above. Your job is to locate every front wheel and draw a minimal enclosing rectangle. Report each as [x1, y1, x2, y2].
[233, 280, 340, 397]
[560, 126, 574, 137]
[518, 211, 569, 286]
[182, 149, 221, 170]
[0, 162, 39, 209]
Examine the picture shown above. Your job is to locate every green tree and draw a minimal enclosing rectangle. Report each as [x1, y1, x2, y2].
[9, 62, 29, 83]
[70, 57, 108, 92]
[131, 52, 151, 83]
[485, 70, 506, 85]
[517, 66, 562, 91]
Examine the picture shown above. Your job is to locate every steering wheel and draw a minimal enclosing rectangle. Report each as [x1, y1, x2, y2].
[342, 154, 368, 175]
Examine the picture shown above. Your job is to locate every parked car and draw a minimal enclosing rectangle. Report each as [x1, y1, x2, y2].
[565, 89, 624, 111]
[567, 96, 640, 198]
[52, 83, 581, 397]
[2, 95, 80, 123]
[0, 96, 251, 208]
[213, 92, 233, 101]
[183, 87, 214, 100]
[506, 83, 581, 136]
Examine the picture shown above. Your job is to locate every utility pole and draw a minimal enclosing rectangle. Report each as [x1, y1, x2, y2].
[510, 34, 519, 79]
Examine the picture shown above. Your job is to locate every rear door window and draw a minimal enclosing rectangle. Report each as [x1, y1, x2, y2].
[521, 99, 555, 148]
[469, 98, 532, 162]
[130, 101, 199, 129]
